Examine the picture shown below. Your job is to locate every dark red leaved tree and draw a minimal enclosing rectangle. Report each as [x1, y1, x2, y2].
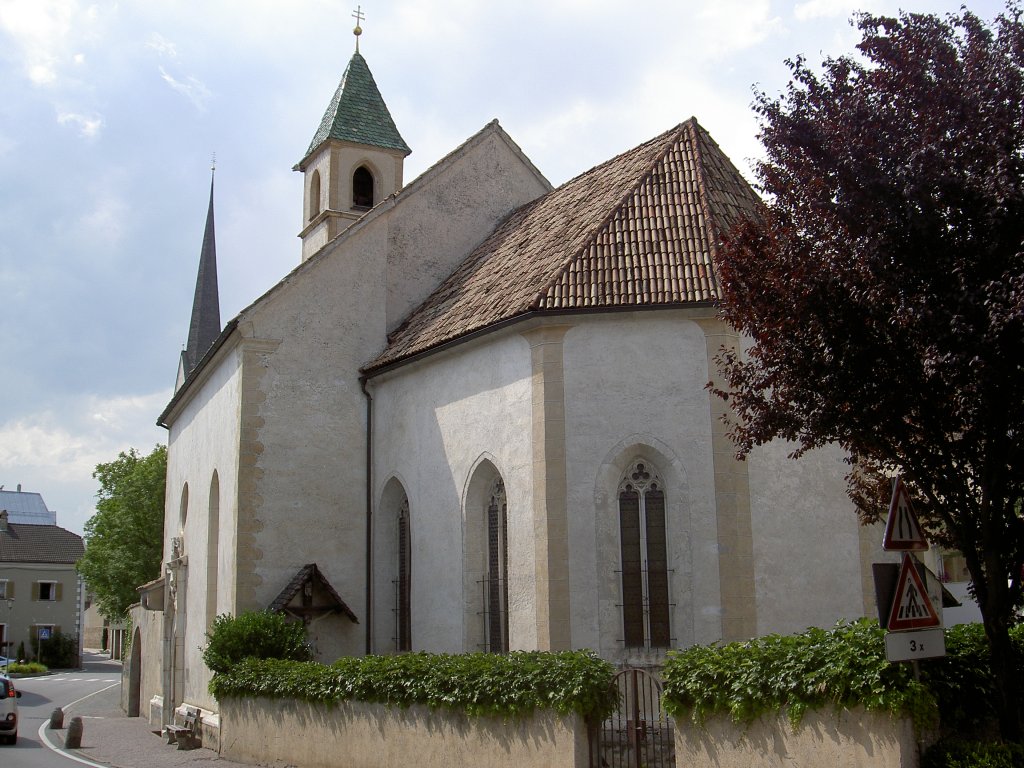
[714, 4, 1024, 740]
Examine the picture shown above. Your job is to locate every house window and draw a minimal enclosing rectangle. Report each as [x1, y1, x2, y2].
[396, 499, 411, 652]
[352, 166, 374, 209]
[618, 460, 671, 649]
[0, 580, 8, 599]
[485, 478, 509, 653]
[37, 581, 59, 602]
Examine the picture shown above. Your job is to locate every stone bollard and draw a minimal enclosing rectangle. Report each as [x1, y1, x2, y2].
[65, 716, 84, 749]
[49, 707, 65, 729]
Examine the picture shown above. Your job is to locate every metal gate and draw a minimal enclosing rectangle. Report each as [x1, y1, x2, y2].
[592, 667, 675, 768]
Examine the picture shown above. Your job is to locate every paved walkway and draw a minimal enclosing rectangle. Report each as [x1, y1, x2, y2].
[46, 651, 247, 768]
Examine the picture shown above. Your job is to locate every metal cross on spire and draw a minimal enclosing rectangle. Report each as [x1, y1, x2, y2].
[352, 5, 364, 52]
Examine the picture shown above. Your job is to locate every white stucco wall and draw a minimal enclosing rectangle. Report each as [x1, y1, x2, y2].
[675, 707, 920, 768]
[562, 312, 723, 658]
[747, 440, 866, 636]
[164, 122, 549, 666]
[220, 697, 589, 768]
[369, 331, 534, 653]
[163, 346, 243, 711]
[382, 127, 550, 333]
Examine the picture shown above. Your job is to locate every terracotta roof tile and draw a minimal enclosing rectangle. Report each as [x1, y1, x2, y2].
[366, 118, 761, 371]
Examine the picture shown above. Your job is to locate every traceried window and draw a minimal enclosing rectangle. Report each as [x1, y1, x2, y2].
[618, 460, 671, 648]
[352, 166, 374, 209]
[396, 498, 411, 652]
[485, 478, 509, 653]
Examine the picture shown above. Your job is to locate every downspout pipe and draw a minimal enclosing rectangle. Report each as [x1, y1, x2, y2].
[360, 375, 373, 655]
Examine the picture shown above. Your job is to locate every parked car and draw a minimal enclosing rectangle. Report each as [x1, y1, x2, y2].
[0, 675, 20, 744]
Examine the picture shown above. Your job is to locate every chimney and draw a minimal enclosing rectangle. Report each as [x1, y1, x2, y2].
[16, 484, 21, 492]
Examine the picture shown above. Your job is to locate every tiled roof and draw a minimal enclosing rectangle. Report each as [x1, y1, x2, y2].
[302, 52, 411, 161]
[366, 118, 761, 372]
[268, 563, 358, 623]
[0, 521, 84, 564]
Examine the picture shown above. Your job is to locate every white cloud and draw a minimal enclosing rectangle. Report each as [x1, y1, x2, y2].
[74, 192, 128, 244]
[794, 0, 855, 20]
[0, 0, 79, 85]
[517, 100, 601, 155]
[696, 0, 783, 56]
[158, 65, 212, 110]
[0, 391, 170, 533]
[147, 32, 177, 58]
[57, 109, 103, 138]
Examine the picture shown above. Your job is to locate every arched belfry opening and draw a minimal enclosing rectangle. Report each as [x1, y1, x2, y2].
[352, 166, 374, 209]
[294, 41, 411, 261]
[309, 170, 321, 221]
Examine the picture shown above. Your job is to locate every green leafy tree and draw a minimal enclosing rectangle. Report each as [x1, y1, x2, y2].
[78, 445, 167, 620]
[713, 5, 1024, 739]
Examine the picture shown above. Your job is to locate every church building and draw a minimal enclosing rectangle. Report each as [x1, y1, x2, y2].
[128, 25, 876, 741]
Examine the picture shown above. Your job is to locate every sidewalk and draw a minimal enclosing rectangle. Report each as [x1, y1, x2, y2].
[47, 651, 247, 768]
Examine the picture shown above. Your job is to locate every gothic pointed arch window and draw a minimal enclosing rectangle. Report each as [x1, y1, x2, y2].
[352, 166, 374, 209]
[618, 460, 671, 648]
[396, 498, 411, 652]
[486, 478, 509, 653]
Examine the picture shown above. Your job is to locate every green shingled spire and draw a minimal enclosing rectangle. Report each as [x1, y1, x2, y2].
[303, 52, 411, 160]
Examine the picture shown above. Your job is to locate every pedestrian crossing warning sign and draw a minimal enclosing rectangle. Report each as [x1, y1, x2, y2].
[887, 553, 940, 631]
[882, 476, 928, 551]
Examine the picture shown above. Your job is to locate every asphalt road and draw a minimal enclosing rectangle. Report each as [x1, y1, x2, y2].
[2, 655, 121, 768]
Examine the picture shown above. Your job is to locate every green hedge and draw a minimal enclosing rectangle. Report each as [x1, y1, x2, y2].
[921, 738, 1024, 768]
[202, 611, 313, 674]
[662, 619, 934, 726]
[210, 650, 617, 720]
[919, 623, 1024, 736]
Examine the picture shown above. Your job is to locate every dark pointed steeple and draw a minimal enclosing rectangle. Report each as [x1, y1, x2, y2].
[179, 168, 221, 382]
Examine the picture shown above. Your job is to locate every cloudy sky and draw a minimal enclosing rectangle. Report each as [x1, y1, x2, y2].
[0, 0, 1007, 536]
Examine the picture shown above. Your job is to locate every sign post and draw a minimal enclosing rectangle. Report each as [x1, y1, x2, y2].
[876, 476, 946, 664]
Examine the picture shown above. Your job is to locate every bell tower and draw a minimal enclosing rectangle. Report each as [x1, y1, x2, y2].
[294, 10, 411, 261]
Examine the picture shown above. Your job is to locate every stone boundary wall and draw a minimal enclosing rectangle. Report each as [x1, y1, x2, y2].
[674, 707, 920, 768]
[219, 697, 590, 768]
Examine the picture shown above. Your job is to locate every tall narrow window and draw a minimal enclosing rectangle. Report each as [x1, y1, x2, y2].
[618, 460, 671, 648]
[486, 478, 509, 653]
[396, 498, 411, 652]
[352, 166, 374, 209]
[309, 170, 321, 220]
[206, 471, 220, 631]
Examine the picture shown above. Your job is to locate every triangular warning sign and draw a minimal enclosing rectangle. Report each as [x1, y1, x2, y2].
[882, 477, 928, 551]
[887, 553, 940, 631]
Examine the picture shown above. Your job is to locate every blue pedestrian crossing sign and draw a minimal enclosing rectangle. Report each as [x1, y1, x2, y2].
[882, 476, 928, 551]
